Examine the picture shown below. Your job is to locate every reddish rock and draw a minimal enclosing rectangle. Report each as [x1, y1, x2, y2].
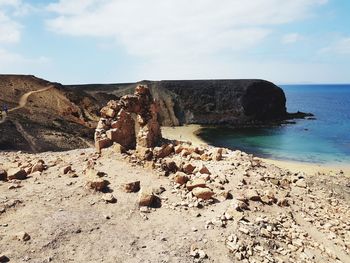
[174, 144, 184, 154]
[31, 160, 45, 173]
[61, 165, 72, 175]
[138, 188, 159, 207]
[186, 178, 206, 191]
[95, 137, 112, 153]
[95, 85, 162, 151]
[174, 172, 189, 185]
[7, 168, 27, 180]
[192, 187, 214, 200]
[122, 181, 141, 193]
[154, 144, 174, 159]
[183, 163, 196, 174]
[86, 177, 109, 192]
[198, 164, 211, 175]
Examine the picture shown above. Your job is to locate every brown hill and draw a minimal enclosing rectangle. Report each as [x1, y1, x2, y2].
[0, 75, 100, 152]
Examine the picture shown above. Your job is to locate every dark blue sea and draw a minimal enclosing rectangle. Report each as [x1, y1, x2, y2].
[197, 84, 350, 164]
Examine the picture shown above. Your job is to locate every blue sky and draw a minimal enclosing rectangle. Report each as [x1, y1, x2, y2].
[0, 0, 350, 84]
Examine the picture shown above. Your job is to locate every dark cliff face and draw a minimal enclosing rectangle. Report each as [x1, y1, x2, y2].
[150, 79, 286, 125]
[72, 79, 287, 126]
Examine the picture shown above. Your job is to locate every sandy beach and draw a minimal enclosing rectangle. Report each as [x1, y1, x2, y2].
[162, 125, 350, 176]
[161, 125, 207, 146]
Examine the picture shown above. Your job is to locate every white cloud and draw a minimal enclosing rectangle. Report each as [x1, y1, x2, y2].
[0, 13, 20, 43]
[281, 33, 302, 44]
[0, 1, 50, 75]
[0, 48, 50, 72]
[45, 0, 328, 82]
[46, 0, 327, 55]
[321, 37, 350, 55]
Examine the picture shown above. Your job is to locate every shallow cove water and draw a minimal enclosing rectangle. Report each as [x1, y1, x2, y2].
[197, 84, 350, 164]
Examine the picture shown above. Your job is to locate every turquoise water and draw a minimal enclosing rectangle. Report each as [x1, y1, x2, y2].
[197, 85, 350, 164]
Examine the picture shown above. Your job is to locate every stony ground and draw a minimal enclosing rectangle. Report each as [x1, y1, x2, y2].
[0, 144, 350, 263]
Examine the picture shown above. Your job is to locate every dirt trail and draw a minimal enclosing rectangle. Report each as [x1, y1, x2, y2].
[0, 85, 53, 124]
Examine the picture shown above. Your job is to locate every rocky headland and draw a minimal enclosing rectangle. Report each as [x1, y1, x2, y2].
[0, 75, 310, 153]
[0, 85, 349, 263]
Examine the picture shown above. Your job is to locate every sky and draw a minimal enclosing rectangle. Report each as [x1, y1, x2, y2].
[0, 0, 350, 84]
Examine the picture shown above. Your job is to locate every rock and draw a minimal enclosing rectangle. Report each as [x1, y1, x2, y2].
[198, 164, 211, 175]
[174, 172, 189, 185]
[85, 169, 105, 178]
[174, 144, 184, 154]
[122, 181, 141, 193]
[245, 189, 261, 201]
[200, 153, 211, 161]
[161, 159, 178, 174]
[16, 231, 31, 241]
[225, 208, 245, 221]
[136, 117, 162, 148]
[192, 187, 214, 200]
[112, 143, 126, 154]
[183, 163, 196, 174]
[95, 85, 162, 150]
[216, 191, 232, 201]
[102, 193, 117, 203]
[100, 106, 116, 118]
[61, 165, 72, 175]
[152, 186, 166, 195]
[135, 146, 153, 161]
[186, 178, 206, 191]
[0, 254, 9, 262]
[139, 189, 160, 207]
[154, 144, 174, 159]
[95, 137, 112, 153]
[213, 148, 223, 161]
[277, 198, 289, 207]
[7, 168, 27, 180]
[232, 200, 249, 211]
[296, 179, 307, 188]
[31, 160, 45, 173]
[0, 169, 7, 181]
[86, 176, 109, 192]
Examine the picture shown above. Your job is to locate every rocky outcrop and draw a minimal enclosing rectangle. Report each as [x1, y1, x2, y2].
[94, 85, 162, 152]
[72, 79, 288, 126]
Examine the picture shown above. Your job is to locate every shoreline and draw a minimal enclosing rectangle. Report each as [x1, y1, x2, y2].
[162, 125, 350, 176]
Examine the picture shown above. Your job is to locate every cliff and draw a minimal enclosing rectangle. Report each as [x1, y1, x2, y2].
[70, 79, 287, 126]
[0, 75, 288, 152]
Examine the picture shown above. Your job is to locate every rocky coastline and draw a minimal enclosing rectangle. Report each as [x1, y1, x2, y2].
[0, 85, 349, 262]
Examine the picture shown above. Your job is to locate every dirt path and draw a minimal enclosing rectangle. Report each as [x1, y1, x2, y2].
[0, 85, 53, 124]
[12, 120, 39, 152]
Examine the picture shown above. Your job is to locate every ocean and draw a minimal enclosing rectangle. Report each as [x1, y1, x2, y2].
[197, 84, 350, 164]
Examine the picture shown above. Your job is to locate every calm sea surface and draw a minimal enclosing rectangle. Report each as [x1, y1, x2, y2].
[197, 84, 350, 164]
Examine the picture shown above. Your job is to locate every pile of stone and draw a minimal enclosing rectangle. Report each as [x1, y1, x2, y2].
[94, 85, 162, 152]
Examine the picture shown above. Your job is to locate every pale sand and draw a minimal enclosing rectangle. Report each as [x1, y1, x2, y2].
[162, 125, 350, 176]
[161, 124, 207, 146]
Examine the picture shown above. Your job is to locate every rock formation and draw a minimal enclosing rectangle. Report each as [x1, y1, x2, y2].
[94, 85, 162, 152]
[71, 79, 289, 126]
